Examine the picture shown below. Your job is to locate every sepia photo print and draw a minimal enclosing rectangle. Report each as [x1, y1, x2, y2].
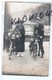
[2, 2, 51, 76]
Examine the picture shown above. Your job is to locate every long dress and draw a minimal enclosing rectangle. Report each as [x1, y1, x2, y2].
[15, 23, 25, 52]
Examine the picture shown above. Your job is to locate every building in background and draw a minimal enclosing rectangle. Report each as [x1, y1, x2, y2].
[4, 2, 51, 42]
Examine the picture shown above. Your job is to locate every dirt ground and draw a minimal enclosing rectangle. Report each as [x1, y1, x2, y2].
[2, 42, 50, 76]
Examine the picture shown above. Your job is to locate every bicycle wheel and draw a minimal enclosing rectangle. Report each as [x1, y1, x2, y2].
[33, 44, 37, 57]
[9, 43, 13, 60]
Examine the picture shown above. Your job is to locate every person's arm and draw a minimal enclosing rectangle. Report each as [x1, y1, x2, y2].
[40, 30, 44, 39]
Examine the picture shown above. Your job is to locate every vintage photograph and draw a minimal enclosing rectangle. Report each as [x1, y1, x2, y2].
[2, 2, 51, 76]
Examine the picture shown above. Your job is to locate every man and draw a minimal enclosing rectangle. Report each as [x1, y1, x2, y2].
[33, 23, 44, 58]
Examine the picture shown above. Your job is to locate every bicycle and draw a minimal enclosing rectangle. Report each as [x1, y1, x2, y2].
[29, 36, 39, 58]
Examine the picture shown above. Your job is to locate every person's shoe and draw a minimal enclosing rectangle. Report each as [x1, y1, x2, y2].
[17, 53, 20, 57]
[41, 56, 43, 58]
[19, 53, 23, 57]
[15, 52, 18, 55]
[41, 54, 44, 58]
[9, 56, 11, 60]
[30, 52, 32, 55]
[38, 53, 40, 56]
[21, 54, 23, 57]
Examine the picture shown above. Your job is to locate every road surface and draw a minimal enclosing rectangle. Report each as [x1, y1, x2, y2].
[2, 42, 50, 76]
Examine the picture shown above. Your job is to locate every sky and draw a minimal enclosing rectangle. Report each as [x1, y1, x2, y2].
[5, 2, 42, 14]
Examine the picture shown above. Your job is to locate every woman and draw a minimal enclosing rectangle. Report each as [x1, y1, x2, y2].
[15, 23, 25, 57]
